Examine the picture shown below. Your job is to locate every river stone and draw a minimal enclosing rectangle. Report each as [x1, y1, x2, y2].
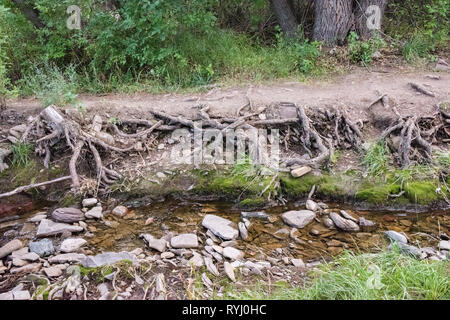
[29, 238, 54, 257]
[392, 242, 424, 259]
[202, 214, 239, 240]
[60, 238, 87, 253]
[80, 251, 135, 268]
[10, 263, 42, 274]
[359, 217, 377, 231]
[223, 247, 244, 260]
[112, 205, 128, 217]
[282, 210, 315, 229]
[340, 210, 358, 222]
[238, 222, 248, 240]
[49, 253, 87, 264]
[0, 290, 31, 300]
[0, 239, 23, 259]
[170, 234, 198, 248]
[439, 240, 450, 251]
[204, 257, 219, 276]
[82, 198, 97, 208]
[85, 206, 103, 219]
[291, 258, 305, 268]
[224, 262, 236, 282]
[241, 211, 269, 220]
[28, 214, 47, 223]
[305, 200, 319, 212]
[323, 217, 336, 229]
[20, 252, 39, 261]
[51, 208, 84, 223]
[140, 234, 167, 252]
[385, 230, 408, 244]
[330, 212, 360, 232]
[36, 219, 83, 237]
[43, 266, 63, 278]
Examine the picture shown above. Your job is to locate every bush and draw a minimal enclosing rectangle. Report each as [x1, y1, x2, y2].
[348, 32, 385, 66]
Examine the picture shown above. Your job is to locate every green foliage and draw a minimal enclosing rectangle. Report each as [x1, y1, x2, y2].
[10, 141, 33, 167]
[348, 32, 385, 66]
[361, 141, 389, 177]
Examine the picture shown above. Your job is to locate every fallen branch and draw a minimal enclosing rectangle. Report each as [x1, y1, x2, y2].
[0, 176, 72, 199]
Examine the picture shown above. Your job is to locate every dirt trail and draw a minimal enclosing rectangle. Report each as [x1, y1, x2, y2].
[5, 68, 450, 122]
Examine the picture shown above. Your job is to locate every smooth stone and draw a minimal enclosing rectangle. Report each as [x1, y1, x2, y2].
[385, 230, 408, 244]
[161, 252, 175, 259]
[323, 217, 336, 229]
[359, 217, 377, 231]
[220, 240, 238, 248]
[12, 258, 28, 267]
[51, 208, 84, 223]
[10, 248, 30, 258]
[439, 240, 450, 251]
[291, 258, 305, 268]
[170, 234, 198, 248]
[85, 206, 103, 219]
[0, 239, 23, 259]
[140, 234, 167, 252]
[29, 238, 54, 257]
[238, 222, 248, 240]
[340, 210, 358, 222]
[223, 247, 244, 261]
[36, 219, 83, 237]
[282, 210, 315, 229]
[112, 205, 128, 217]
[224, 262, 236, 282]
[204, 257, 219, 276]
[0, 290, 30, 300]
[202, 214, 239, 240]
[330, 212, 360, 232]
[43, 266, 63, 277]
[49, 253, 87, 264]
[20, 252, 40, 261]
[80, 251, 135, 268]
[189, 252, 204, 268]
[28, 214, 47, 223]
[291, 166, 312, 178]
[10, 263, 41, 274]
[82, 198, 97, 208]
[305, 200, 319, 212]
[60, 238, 87, 253]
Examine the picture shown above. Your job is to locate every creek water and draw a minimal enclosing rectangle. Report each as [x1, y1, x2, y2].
[1, 198, 449, 263]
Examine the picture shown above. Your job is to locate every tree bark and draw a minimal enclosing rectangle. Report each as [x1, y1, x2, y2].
[354, 0, 388, 40]
[11, 0, 44, 29]
[313, 0, 354, 45]
[270, 0, 299, 38]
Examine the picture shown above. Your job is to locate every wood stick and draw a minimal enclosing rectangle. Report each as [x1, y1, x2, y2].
[0, 176, 71, 199]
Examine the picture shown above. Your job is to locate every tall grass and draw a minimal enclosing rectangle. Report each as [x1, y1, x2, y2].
[361, 140, 389, 177]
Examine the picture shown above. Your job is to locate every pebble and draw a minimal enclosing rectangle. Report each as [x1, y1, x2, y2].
[305, 200, 319, 212]
[170, 233, 199, 248]
[238, 222, 248, 240]
[85, 206, 103, 219]
[223, 247, 244, 260]
[202, 214, 239, 240]
[224, 262, 236, 282]
[43, 266, 63, 277]
[282, 210, 315, 229]
[60, 238, 87, 253]
[0, 239, 23, 259]
[330, 212, 360, 232]
[291, 258, 305, 268]
[36, 219, 83, 237]
[82, 198, 98, 208]
[112, 205, 128, 217]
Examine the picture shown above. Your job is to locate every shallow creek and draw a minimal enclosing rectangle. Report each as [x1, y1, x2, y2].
[2, 199, 449, 263]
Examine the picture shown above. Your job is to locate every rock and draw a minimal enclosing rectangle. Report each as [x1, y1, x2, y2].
[12, 258, 28, 267]
[161, 252, 174, 259]
[51, 208, 84, 223]
[95, 131, 115, 145]
[282, 210, 315, 229]
[220, 240, 238, 248]
[241, 211, 269, 220]
[85, 206, 103, 219]
[49, 253, 87, 264]
[238, 222, 248, 240]
[140, 234, 167, 252]
[273, 228, 290, 240]
[60, 238, 87, 253]
[340, 210, 358, 222]
[43, 266, 63, 277]
[36, 219, 83, 237]
[10, 263, 41, 274]
[0, 239, 23, 259]
[204, 257, 219, 276]
[144, 217, 154, 225]
[20, 252, 40, 261]
[112, 205, 128, 217]
[224, 261, 236, 282]
[170, 233, 198, 248]
[0, 290, 31, 300]
[28, 214, 47, 223]
[323, 217, 335, 229]
[80, 251, 135, 268]
[202, 273, 213, 288]
[439, 240, 450, 251]
[291, 258, 305, 268]
[392, 242, 424, 259]
[385, 230, 408, 244]
[202, 214, 239, 240]
[359, 217, 377, 231]
[189, 252, 204, 268]
[82, 198, 97, 208]
[11, 247, 28, 258]
[305, 200, 319, 212]
[291, 166, 312, 178]
[29, 238, 54, 257]
[330, 212, 360, 232]
[223, 247, 244, 261]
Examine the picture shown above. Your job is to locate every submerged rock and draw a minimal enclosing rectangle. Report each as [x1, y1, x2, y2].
[330, 212, 360, 232]
[241, 211, 269, 220]
[282, 210, 315, 229]
[202, 214, 239, 240]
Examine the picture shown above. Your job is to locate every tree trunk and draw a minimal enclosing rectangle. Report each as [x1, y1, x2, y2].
[354, 0, 388, 40]
[313, 0, 353, 45]
[270, 0, 299, 38]
[11, 0, 44, 29]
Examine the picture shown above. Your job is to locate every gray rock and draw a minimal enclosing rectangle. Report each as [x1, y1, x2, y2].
[305, 200, 319, 212]
[391, 242, 424, 259]
[36, 219, 83, 237]
[170, 233, 198, 248]
[223, 247, 244, 260]
[224, 262, 236, 282]
[28, 214, 47, 223]
[10, 263, 41, 274]
[49, 253, 87, 264]
[340, 210, 358, 222]
[60, 238, 87, 253]
[84, 206, 103, 219]
[330, 212, 360, 232]
[323, 217, 335, 229]
[80, 251, 135, 268]
[43, 266, 63, 277]
[202, 214, 239, 240]
[140, 234, 167, 252]
[51, 208, 84, 223]
[0, 239, 23, 259]
[241, 211, 269, 220]
[291, 258, 305, 268]
[112, 205, 128, 217]
[188, 252, 204, 268]
[439, 240, 450, 251]
[359, 217, 376, 231]
[385, 230, 408, 244]
[204, 257, 219, 276]
[238, 222, 248, 240]
[282, 210, 315, 229]
[20, 252, 40, 261]
[29, 238, 54, 257]
[82, 198, 98, 208]
[0, 290, 30, 300]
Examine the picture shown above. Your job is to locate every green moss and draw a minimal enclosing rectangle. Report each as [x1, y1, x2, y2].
[403, 181, 439, 204]
[79, 265, 115, 284]
[279, 173, 322, 196]
[239, 197, 266, 208]
[356, 183, 402, 204]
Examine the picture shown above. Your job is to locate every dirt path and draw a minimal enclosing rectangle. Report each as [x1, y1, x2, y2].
[5, 68, 450, 123]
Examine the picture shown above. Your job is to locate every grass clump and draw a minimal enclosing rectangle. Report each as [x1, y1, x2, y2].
[348, 32, 385, 66]
[221, 248, 450, 300]
[361, 140, 389, 177]
[10, 141, 33, 167]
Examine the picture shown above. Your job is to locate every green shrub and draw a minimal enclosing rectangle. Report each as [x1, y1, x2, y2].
[348, 32, 385, 66]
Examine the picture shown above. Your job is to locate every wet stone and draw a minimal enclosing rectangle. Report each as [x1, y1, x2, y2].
[170, 233, 198, 248]
[51, 208, 84, 223]
[282, 210, 315, 229]
[202, 214, 239, 241]
[29, 238, 54, 257]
